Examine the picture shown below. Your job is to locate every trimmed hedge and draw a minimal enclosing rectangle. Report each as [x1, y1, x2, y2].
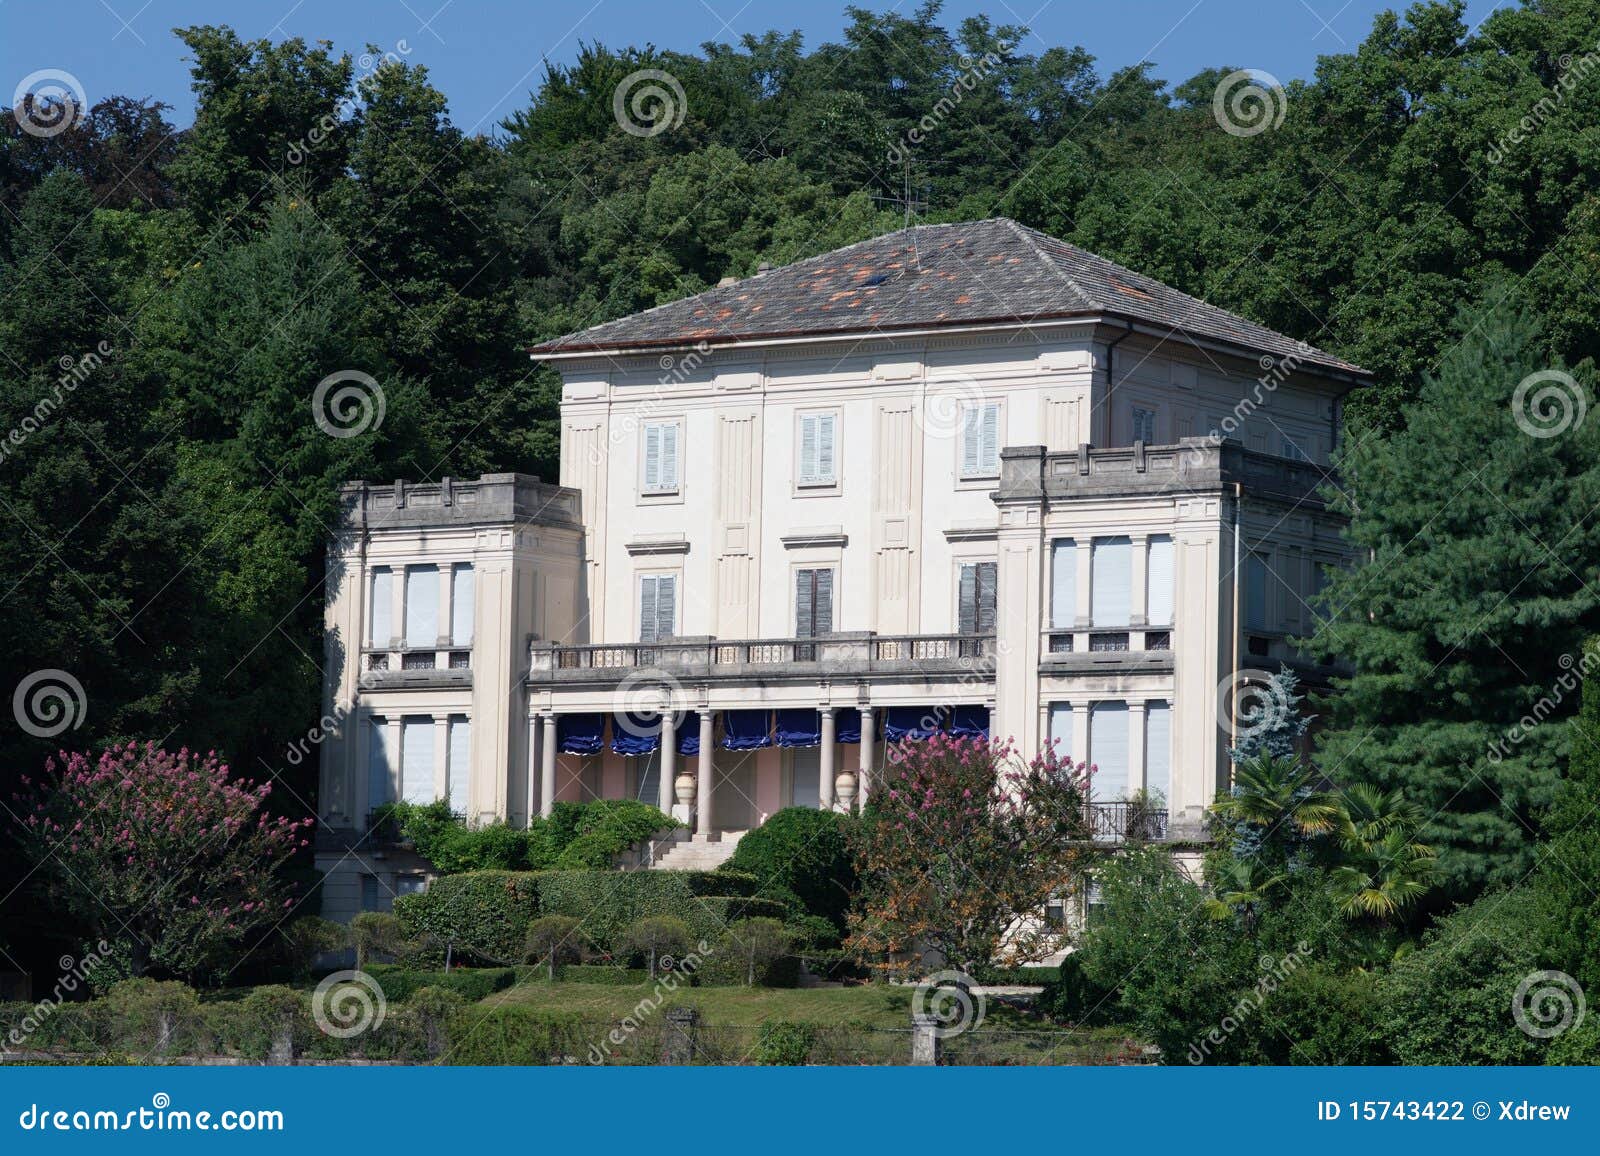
[394, 871, 540, 964]
[378, 799, 680, 875]
[724, 807, 856, 930]
[363, 965, 517, 1003]
[555, 964, 650, 986]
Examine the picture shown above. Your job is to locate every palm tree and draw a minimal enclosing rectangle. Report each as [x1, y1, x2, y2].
[1203, 855, 1290, 926]
[1328, 784, 1436, 919]
[1211, 753, 1341, 857]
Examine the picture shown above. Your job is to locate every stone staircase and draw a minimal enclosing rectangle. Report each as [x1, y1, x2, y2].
[649, 830, 743, 871]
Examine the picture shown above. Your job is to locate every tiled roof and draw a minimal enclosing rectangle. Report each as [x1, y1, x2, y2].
[529, 217, 1366, 376]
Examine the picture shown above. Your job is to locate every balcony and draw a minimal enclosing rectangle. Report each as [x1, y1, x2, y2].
[1085, 800, 1169, 844]
[529, 632, 996, 685]
[361, 648, 473, 690]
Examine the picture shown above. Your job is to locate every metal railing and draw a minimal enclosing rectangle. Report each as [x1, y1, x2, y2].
[1085, 800, 1169, 843]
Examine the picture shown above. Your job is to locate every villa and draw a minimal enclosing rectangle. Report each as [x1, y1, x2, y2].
[314, 218, 1365, 920]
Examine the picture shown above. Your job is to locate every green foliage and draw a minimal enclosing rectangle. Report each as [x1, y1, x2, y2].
[1249, 966, 1392, 1065]
[754, 1020, 816, 1065]
[350, 912, 407, 969]
[708, 918, 796, 988]
[362, 965, 516, 1004]
[281, 917, 348, 979]
[535, 870, 785, 950]
[394, 871, 542, 964]
[523, 915, 586, 979]
[725, 807, 857, 930]
[616, 916, 693, 977]
[379, 799, 676, 874]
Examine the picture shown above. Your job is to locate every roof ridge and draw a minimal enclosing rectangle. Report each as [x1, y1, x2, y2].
[997, 217, 1099, 312]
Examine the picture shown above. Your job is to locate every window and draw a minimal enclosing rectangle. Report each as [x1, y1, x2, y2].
[361, 875, 382, 912]
[959, 401, 1000, 479]
[367, 718, 391, 811]
[1048, 703, 1073, 757]
[642, 421, 681, 493]
[447, 715, 470, 814]
[404, 565, 439, 648]
[1091, 537, 1132, 626]
[1245, 552, 1270, 630]
[1147, 535, 1174, 626]
[1281, 434, 1309, 462]
[797, 412, 837, 486]
[631, 751, 661, 807]
[789, 747, 822, 809]
[795, 568, 835, 638]
[369, 567, 393, 644]
[450, 564, 474, 645]
[1145, 702, 1171, 800]
[638, 575, 677, 643]
[1050, 539, 1077, 629]
[1131, 405, 1157, 445]
[400, 717, 435, 804]
[957, 561, 997, 634]
[1089, 702, 1129, 801]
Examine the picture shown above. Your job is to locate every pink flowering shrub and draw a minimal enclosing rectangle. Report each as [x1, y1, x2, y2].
[14, 742, 312, 977]
[847, 733, 1093, 975]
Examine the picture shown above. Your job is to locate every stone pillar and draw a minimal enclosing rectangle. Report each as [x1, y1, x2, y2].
[819, 707, 837, 811]
[658, 711, 676, 815]
[696, 710, 714, 838]
[662, 1007, 698, 1065]
[432, 715, 450, 803]
[1128, 700, 1148, 795]
[1129, 534, 1149, 627]
[858, 705, 875, 806]
[540, 714, 557, 818]
[993, 447, 1047, 756]
[525, 708, 539, 826]
[910, 1013, 941, 1065]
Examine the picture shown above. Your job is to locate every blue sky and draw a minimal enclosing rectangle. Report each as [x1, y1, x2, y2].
[3, 0, 1503, 132]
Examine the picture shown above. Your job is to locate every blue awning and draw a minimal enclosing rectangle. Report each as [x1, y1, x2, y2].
[558, 713, 605, 755]
[677, 714, 700, 757]
[722, 709, 773, 750]
[883, 706, 945, 742]
[836, 708, 863, 745]
[948, 705, 991, 740]
[775, 709, 820, 748]
[612, 711, 661, 756]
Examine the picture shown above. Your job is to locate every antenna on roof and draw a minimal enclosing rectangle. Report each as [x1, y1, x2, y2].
[872, 154, 931, 266]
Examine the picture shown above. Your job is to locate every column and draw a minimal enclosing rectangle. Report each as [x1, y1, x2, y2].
[1130, 534, 1149, 628]
[539, 714, 557, 818]
[432, 715, 450, 801]
[1128, 700, 1148, 794]
[1070, 703, 1089, 770]
[696, 710, 714, 838]
[1074, 541, 1093, 627]
[389, 569, 406, 647]
[858, 706, 875, 806]
[524, 708, 538, 825]
[819, 707, 837, 811]
[658, 710, 676, 814]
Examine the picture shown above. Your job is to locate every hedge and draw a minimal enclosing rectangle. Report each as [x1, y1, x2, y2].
[363, 965, 517, 1003]
[724, 807, 857, 930]
[394, 871, 541, 964]
[378, 799, 681, 875]
[554, 964, 650, 986]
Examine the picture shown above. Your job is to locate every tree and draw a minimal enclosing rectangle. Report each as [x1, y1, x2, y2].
[616, 916, 691, 979]
[282, 916, 348, 980]
[846, 734, 1092, 974]
[1211, 753, 1339, 865]
[1326, 785, 1436, 919]
[523, 915, 584, 981]
[724, 806, 856, 931]
[1310, 298, 1600, 896]
[719, 918, 793, 987]
[350, 912, 406, 970]
[13, 743, 311, 976]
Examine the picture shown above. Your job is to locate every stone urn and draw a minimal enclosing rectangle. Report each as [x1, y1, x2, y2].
[671, 771, 696, 824]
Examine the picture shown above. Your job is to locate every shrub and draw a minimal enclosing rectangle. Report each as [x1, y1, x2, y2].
[282, 916, 347, 978]
[351, 912, 406, 969]
[725, 807, 857, 930]
[223, 985, 306, 1060]
[440, 1006, 598, 1065]
[713, 918, 795, 987]
[407, 986, 467, 1058]
[395, 872, 541, 964]
[785, 913, 842, 951]
[553, 799, 678, 869]
[524, 915, 586, 979]
[534, 870, 784, 949]
[1037, 955, 1123, 1027]
[362, 965, 516, 1004]
[616, 916, 693, 978]
[755, 1020, 816, 1065]
[1248, 965, 1391, 1064]
[384, 799, 678, 875]
[103, 978, 203, 1054]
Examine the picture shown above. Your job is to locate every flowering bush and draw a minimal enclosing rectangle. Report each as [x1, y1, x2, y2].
[14, 742, 312, 977]
[847, 734, 1093, 975]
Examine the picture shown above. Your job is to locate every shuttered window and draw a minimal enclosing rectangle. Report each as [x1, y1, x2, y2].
[447, 716, 470, 814]
[790, 747, 822, 809]
[958, 561, 997, 633]
[1145, 701, 1171, 800]
[404, 565, 439, 647]
[400, 717, 435, 804]
[960, 401, 1000, 478]
[643, 421, 680, 492]
[1091, 537, 1132, 626]
[368, 718, 391, 810]
[450, 564, 474, 645]
[370, 568, 393, 644]
[798, 413, 837, 485]
[1051, 539, 1077, 629]
[1089, 702, 1129, 801]
[1245, 552, 1269, 629]
[1048, 703, 1073, 758]
[1131, 405, 1157, 444]
[795, 568, 835, 637]
[1146, 535, 1174, 626]
[638, 575, 677, 642]
[633, 751, 661, 806]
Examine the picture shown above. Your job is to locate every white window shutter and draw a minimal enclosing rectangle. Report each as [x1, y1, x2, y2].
[655, 575, 676, 640]
[660, 423, 679, 488]
[370, 568, 392, 643]
[1051, 540, 1076, 629]
[1145, 702, 1171, 800]
[961, 405, 982, 476]
[799, 415, 819, 483]
[639, 576, 659, 643]
[400, 717, 434, 804]
[816, 414, 835, 482]
[1146, 536, 1174, 626]
[1089, 702, 1129, 801]
[451, 563, 474, 645]
[1091, 537, 1132, 626]
[404, 565, 439, 647]
[447, 716, 470, 813]
[644, 424, 662, 490]
[981, 402, 999, 473]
